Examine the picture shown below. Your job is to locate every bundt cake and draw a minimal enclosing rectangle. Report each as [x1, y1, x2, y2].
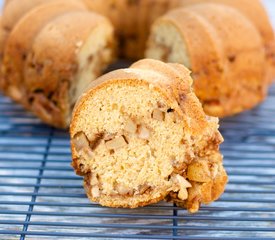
[177, 0, 275, 83]
[0, 0, 273, 127]
[3, 0, 274, 62]
[83, 0, 275, 69]
[1, 1, 115, 128]
[70, 59, 228, 212]
[146, 3, 268, 117]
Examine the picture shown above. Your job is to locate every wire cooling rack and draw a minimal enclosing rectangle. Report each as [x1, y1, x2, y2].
[0, 83, 275, 240]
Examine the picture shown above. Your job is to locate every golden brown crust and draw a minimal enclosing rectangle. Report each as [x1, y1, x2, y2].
[147, 3, 267, 117]
[24, 11, 114, 128]
[178, 0, 275, 83]
[150, 8, 226, 108]
[188, 3, 267, 116]
[71, 59, 227, 211]
[24, 11, 106, 92]
[1, 0, 87, 103]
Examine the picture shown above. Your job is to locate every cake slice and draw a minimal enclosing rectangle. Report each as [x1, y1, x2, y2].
[146, 3, 267, 117]
[70, 59, 227, 212]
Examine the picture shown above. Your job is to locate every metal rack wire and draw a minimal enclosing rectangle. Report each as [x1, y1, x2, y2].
[0, 83, 275, 239]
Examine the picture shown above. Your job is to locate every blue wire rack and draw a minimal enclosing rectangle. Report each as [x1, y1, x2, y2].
[0, 82, 275, 239]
